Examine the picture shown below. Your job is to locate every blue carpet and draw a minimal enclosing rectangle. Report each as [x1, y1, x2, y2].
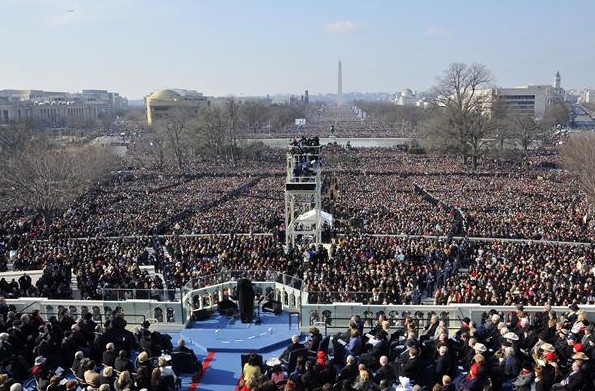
[179, 310, 300, 391]
[183, 311, 299, 353]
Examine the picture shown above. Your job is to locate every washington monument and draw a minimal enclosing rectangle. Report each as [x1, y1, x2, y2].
[337, 60, 344, 106]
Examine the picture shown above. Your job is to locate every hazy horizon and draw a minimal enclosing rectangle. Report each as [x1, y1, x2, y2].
[1, 0, 594, 100]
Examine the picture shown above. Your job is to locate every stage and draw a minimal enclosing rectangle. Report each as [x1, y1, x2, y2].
[184, 309, 300, 353]
[176, 310, 300, 390]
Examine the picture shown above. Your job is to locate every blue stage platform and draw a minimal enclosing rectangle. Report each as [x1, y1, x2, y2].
[183, 310, 300, 353]
[178, 310, 301, 391]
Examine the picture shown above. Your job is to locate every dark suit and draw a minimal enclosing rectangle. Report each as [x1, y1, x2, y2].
[336, 363, 358, 383]
[435, 353, 452, 379]
[557, 369, 585, 391]
[374, 363, 396, 384]
[398, 353, 421, 382]
[102, 349, 118, 367]
[280, 342, 304, 361]
[173, 345, 201, 371]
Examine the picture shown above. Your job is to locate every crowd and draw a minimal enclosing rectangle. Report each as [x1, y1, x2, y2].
[0, 304, 196, 391]
[240, 306, 594, 391]
[0, 144, 593, 308]
[1, 144, 591, 245]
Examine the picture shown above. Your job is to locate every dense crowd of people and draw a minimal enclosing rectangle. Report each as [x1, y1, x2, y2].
[240, 306, 594, 391]
[0, 131, 594, 390]
[0, 144, 593, 307]
[0, 304, 196, 391]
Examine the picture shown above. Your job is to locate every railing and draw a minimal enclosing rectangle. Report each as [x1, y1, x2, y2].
[182, 270, 304, 291]
[97, 288, 182, 302]
[181, 270, 306, 324]
[6, 298, 183, 328]
[301, 303, 595, 336]
[6, 276, 595, 335]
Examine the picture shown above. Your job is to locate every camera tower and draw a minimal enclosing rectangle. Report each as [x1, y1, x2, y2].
[285, 140, 323, 248]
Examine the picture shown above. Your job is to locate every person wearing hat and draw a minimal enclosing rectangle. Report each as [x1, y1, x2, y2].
[304, 327, 322, 352]
[99, 366, 115, 388]
[541, 351, 560, 391]
[502, 330, 523, 359]
[31, 356, 51, 391]
[558, 331, 577, 363]
[83, 360, 100, 389]
[567, 303, 580, 324]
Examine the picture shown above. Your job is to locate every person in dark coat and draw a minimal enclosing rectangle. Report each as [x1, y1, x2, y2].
[305, 327, 322, 352]
[374, 356, 396, 385]
[102, 343, 118, 368]
[435, 345, 452, 382]
[396, 346, 421, 383]
[113, 350, 134, 374]
[279, 335, 305, 362]
[301, 361, 321, 391]
[336, 355, 358, 383]
[172, 339, 202, 372]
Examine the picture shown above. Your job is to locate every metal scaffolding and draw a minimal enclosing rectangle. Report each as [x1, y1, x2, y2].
[284, 141, 323, 248]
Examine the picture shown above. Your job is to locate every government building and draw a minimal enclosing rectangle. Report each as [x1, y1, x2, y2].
[145, 89, 210, 126]
[0, 89, 127, 126]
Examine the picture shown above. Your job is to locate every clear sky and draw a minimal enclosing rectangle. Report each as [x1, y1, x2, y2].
[0, 0, 593, 99]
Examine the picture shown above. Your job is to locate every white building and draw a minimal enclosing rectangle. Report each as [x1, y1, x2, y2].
[580, 89, 595, 104]
[490, 85, 562, 118]
[0, 89, 127, 126]
[394, 89, 417, 106]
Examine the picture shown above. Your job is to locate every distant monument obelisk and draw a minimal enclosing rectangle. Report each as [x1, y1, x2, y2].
[337, 60, 344, 106]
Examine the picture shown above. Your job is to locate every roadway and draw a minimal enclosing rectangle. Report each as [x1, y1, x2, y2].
[571, 104, 595, 130]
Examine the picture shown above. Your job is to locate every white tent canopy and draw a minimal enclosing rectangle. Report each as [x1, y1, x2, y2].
[296, 209, 333, 226]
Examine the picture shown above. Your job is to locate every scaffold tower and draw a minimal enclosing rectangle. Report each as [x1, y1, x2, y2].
[285, 139, 323, 248]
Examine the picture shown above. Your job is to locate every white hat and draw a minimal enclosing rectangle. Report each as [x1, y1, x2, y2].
[541, 343, 555, 352]
[473, 343, 487, 352]
[504, 332, 519, 341]
[34, 356, 46, 365]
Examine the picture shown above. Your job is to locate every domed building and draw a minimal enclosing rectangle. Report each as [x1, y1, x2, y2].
[394, 88, 417, 106]
[145, 89, 209, 125]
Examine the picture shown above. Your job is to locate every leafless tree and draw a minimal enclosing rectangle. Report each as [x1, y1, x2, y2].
[542, 102, 571, 129]
[1, 140, 117, 225]
[193, 105, 227, 157]
[0, 124, 31, 159]
[561, 133, 595, 217]
[154, 108, 194, 173]
[241, 101, 269, 132]
[509, 114, 546, 151]
[427, 62, 494, 169]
